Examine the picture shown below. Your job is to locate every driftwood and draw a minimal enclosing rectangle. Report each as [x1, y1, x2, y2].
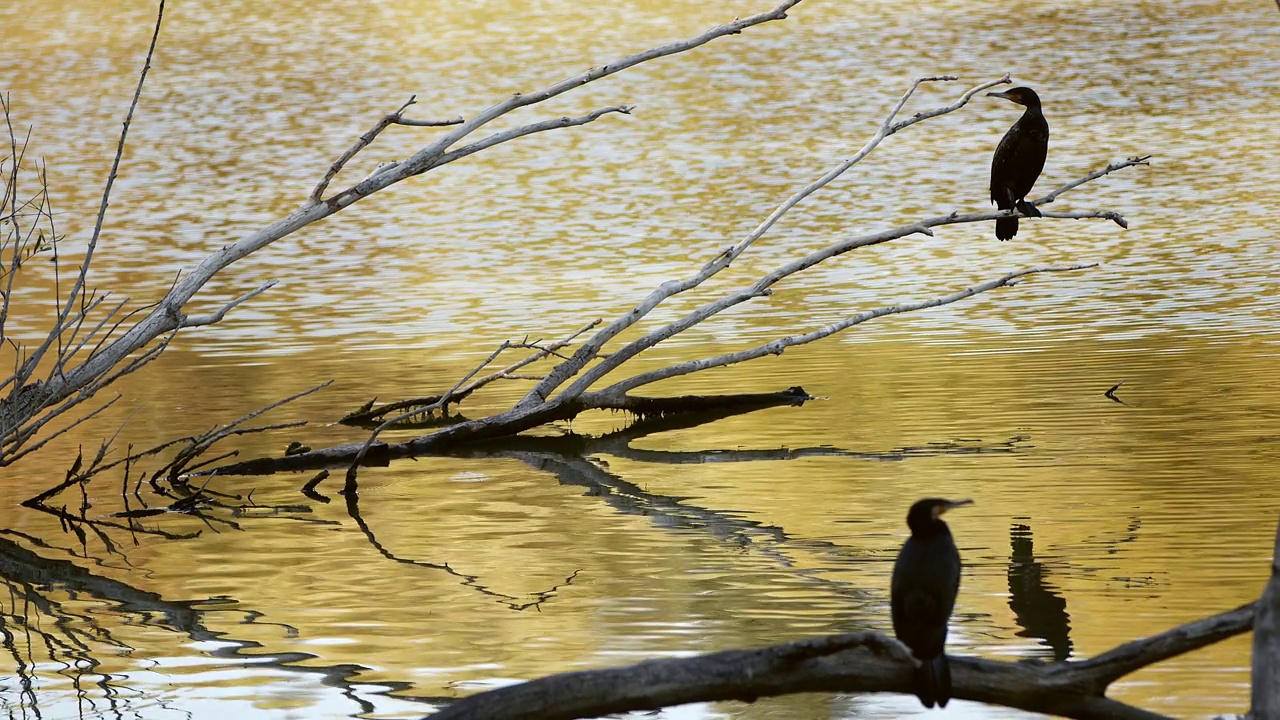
[426, 602, 1254, 720]
[210, 387, 816, 475]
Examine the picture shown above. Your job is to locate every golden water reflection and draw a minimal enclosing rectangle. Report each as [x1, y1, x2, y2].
[1, 0, 1278, 717]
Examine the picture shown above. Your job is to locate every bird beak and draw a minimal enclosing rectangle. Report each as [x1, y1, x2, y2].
[986, 90, 1012, 100]
[941, 499, 974, 514]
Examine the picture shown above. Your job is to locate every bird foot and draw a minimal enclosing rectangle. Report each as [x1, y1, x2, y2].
[1015, 199, 1042, 218]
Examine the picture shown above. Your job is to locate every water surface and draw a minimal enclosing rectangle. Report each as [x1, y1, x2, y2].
[1, 0, 1278, 717]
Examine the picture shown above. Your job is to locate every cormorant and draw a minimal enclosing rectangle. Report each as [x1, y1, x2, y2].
[988, 86, 1049, 241]
[891, 497, 973, 708]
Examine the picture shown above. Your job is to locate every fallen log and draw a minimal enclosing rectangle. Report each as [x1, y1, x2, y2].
[426, 603, 1254, 720]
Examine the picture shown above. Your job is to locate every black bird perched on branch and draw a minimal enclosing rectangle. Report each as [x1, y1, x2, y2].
[988, 86, 1049, 240]
[892, 497, 973, 708]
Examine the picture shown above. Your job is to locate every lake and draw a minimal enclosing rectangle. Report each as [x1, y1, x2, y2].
[1, 0, 1278, 717]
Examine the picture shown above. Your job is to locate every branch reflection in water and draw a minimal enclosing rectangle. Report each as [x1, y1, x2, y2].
[335, 394, 1030, 625]
[0, 533, 437, 718]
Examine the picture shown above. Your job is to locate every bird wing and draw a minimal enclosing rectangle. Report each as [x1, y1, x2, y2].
[990, 118, 1050, 205]
[892, 540, 963, 657]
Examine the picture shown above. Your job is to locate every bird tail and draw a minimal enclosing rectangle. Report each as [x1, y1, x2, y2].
[913, 654, 952, 709]
[995, 216, 1018, 241]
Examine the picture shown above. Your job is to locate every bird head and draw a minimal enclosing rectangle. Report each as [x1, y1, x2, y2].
[987, 86, 1041, 108]
[906, 498, 974, 532]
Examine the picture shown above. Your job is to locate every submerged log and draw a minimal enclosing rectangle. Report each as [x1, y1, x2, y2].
[207, 387, 813, 476]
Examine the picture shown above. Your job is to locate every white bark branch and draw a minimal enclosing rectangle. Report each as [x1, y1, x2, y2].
[308, 95, 463, 204]
[2, 0, 804, 464]
[516, 74, 1012, 410]
[330, 0, 805, 207]
[425, 106, 634, 169]
[553, 157, 1137, 404]
[589, 264, 1096, 399]
[178, 280, 278, 328]
[23, 0, 164, 390]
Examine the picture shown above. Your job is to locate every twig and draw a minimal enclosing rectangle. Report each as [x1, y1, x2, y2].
[457, 320, 601, 397]
[422, 106, 634, 171]
[590, 265, 1097, 397]
[308, 95, 463, 204]
[343, 320, 603, 478]
[5, 395, 121, 469]
[22, 0, 164, 391]
[1036, 155, 1151, 208]
[162, 381, 331, 479]
[178, 280, 278, 327]
[343, 339, 519, 481]
[726, 75, 1009, 267]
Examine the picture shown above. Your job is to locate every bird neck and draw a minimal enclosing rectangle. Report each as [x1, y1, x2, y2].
[909, 518, 951, 538]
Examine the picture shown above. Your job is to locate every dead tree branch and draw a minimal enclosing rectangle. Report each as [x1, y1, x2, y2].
[586, 264, 1097, 399]
[208, 254, 1109, 476]
[1, 0, 803, 466]
[204, 70, 1143, 480]
[308, 95, 464, 204]
[427, 602, 1253, 720]
[515, 74, 1014, 411]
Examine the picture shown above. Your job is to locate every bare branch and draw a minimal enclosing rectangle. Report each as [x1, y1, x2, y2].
[515, 74, 1013, 409]
[167, 380, 333, 476]
[1035, 155, 1152, 208]
[457, 319, 601, 397]
[338, 319, 601, 471]
[24, 0, 164, 385]
[428, 600, 1252, 720]
[1253, 516, 1280, 714]
[332, 0, 805, 206]
[425, 106, 634, 170]
[4, 395, 120, 468]
[425, 612, 1235, 720]
[178, 280, 278, 328]
[3, 0, 808, 467]
[591, 264, 1096, 398]
[553, 157, 1138, 404]
[887, 74, 1011, 133]
[1076, 600, 1256, 687]
[308, 95, 464, 204]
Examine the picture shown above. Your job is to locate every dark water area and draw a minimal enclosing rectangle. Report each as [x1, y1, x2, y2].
[1, 0, 1278, 717]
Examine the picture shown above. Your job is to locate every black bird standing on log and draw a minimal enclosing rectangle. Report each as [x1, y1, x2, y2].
[988, 86, 1049, 240]
[892, 498, 973, 708]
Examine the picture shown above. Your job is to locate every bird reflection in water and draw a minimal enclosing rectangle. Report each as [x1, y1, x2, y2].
[1007, 523, 1073, 661]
